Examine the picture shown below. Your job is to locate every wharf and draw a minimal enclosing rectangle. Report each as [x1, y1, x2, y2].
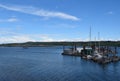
[62, 46, 120, 64]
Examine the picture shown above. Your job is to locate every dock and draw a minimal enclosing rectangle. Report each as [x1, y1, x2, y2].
[62, 45, 120, 64]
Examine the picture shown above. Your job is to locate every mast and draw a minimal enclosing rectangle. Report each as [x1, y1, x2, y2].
[98, 32, 100, 52]
[89, 26, 91, 47]
[89, 26, 92, 54]
[94, 37, 96, 47]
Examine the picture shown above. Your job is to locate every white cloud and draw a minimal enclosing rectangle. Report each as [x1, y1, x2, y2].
[59, 38, 90, 42]
[7, 18, 18, 22]
[0, 4, 79, 21]
[0, 29, 102, 43]
[0, 30, 85, 43]
[107, 11, 114, 15]
[0, 31, 119, 44]
[1, 29, 119, 44]
[0, 36, 35, 43]
[0, 36, 61, 43]
[0, 17, 18, 22]
[38, 34, 54, 42]
[0, 30, 56, 43]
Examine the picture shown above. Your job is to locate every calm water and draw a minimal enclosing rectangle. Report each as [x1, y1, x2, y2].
[0, 46, 120, 81]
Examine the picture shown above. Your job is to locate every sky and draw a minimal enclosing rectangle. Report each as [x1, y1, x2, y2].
[0, 0, 120, 43]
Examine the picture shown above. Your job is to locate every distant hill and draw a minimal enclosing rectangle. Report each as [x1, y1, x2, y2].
[0, 41, 120, 47]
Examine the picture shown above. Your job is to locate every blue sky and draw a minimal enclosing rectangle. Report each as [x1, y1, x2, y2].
[0, 0, 120, 43]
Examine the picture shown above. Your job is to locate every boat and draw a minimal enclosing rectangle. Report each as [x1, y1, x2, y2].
[62, 47, 80, 56]
[61, 27, 120, 64]
[22, 46, 28, 49]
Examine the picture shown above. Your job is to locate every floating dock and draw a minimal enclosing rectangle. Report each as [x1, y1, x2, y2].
[62, 45, 120, 64]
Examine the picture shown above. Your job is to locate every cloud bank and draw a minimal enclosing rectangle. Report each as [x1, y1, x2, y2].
[0, 30, 118, 44]
[0, 4, 79, 21]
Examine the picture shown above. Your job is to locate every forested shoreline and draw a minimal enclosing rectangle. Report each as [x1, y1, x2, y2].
[0, 41, 120, 47]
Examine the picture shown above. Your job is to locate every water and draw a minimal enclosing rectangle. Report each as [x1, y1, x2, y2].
[0, 46, 120, 81]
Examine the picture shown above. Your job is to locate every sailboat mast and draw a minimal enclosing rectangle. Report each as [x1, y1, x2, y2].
[95, 37, 96, 47]
[98, 32, 100, 52]
[89, 26, 91, 47]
